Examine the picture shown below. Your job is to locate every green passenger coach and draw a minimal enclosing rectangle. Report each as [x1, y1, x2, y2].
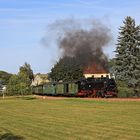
[32, 82, 79, 96]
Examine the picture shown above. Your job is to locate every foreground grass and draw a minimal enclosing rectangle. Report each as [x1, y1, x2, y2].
[0, 97, 140, 140]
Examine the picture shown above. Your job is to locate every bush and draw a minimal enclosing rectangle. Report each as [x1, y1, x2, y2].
[117, 80, 139, 98]
[117, 86, 134, 98]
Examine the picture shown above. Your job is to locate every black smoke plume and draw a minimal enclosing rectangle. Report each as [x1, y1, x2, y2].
[44, 18, 112, 72]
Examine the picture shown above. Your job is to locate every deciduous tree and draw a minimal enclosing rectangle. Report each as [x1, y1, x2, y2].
[19, 62, 34, 83]
[50, 57, 83, 82]
[6, 62, 33, 95]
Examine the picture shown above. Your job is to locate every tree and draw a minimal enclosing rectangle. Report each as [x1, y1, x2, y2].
[19, 62, 34, 83]
[50, 57, 84, 82]
[6, 74, 31, 96]
[6, 62, 33, 96]
[6, 75, 20, 95]
[115, 16, 140, 95]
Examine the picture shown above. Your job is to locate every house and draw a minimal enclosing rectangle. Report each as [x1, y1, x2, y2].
[84, 64, 111, 78]
[31, 73, 50, 86]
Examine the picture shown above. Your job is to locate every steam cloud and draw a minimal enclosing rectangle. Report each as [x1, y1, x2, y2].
[44, 18, 112, 71]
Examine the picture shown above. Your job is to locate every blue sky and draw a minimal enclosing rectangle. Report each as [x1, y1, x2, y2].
[0, 0, 140, 74]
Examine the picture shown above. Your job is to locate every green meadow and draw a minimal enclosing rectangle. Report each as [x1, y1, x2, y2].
[0, 97, 140, 140]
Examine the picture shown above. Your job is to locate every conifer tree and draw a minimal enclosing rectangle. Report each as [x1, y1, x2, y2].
[115, 16, 140, 94]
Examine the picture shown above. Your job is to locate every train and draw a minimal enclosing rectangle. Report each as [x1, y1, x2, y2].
[32, 76, 118, 98]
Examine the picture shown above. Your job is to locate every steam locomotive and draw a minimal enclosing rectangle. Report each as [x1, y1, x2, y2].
[32, 76, 117, 98]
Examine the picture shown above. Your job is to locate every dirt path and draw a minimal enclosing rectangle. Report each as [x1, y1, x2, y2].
[34, 95, 140, 102]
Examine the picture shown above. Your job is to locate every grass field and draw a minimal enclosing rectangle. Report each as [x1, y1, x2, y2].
[0, 96, 140, 140]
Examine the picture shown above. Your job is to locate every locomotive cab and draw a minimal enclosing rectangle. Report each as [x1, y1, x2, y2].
[105, 78, 118, 97]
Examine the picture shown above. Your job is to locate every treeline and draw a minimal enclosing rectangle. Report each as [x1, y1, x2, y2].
[0, 71, 12, 85]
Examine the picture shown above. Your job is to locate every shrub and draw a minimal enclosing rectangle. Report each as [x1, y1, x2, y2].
[117, 80, 139, 98]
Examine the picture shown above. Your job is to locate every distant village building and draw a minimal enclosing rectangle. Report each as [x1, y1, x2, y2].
[31, 73, 50, 86]
[84, 64, 111, 78]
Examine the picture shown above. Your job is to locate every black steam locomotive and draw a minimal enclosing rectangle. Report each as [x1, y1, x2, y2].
[32, 76, 117, 98]
[77, 77, 117, 97]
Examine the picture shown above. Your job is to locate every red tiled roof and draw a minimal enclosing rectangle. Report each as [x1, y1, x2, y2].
[84, 64, 108, 74]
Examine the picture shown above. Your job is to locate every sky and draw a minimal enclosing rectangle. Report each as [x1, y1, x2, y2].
[0, 0, 140, 74]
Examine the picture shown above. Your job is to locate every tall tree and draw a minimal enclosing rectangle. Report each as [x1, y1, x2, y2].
[19, 62, 34, 83]
[115, 16, 140, 93]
